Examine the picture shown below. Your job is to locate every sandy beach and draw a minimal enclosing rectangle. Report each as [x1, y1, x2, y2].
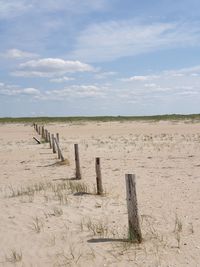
[0, 120, 200, 266]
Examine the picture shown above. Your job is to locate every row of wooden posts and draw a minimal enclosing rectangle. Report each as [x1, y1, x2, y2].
[33, 123, 103, 195]
[33, 123, 142, 243]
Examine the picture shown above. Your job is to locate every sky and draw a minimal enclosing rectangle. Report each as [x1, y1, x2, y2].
[0, 0, 200, 117]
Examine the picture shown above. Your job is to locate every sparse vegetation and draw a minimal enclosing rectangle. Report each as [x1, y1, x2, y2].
[1, 118, 199, 266]
[30, 217, 44, 233]
[5, 249, 22, 263]
[68, 181, 89, 194]
[81, 217, 109, 237]
[174, 214, 183, 248]
[1, 113, 200, 124]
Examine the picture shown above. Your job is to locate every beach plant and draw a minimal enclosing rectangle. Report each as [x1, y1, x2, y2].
[85, 218, 108, 237]
[174, 214, 182, 248]
[5, 249, 22, 263]
[31, 217, 43, 233]
[68, 181, 89, 194]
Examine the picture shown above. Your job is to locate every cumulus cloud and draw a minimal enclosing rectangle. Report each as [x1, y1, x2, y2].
[12, 58, 95, 77]
[3, 49, 38, 59]
[0, 82, 40, 96]
[70, 20, 200, 62]
[115, 64, 200, 105]
[40, 85, 107, 100]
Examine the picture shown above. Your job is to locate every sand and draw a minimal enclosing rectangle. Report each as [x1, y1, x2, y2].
[0, 121, 200, 266]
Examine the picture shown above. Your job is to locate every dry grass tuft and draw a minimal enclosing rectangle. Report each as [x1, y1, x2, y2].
[5, 249, 22, 263]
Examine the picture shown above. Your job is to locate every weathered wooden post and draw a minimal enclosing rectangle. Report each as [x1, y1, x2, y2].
[54, 137, 65, 162]
[56, 133, 61, 159]
[45, 129, 48, 142]
[38, 126, 41, 135]
[95, 157, 103, 195]
[56, 133, 59, 142]
[42, 126, 45, 139]
[52, 134, 56, 153]
[33, 137, 41, 144]
[125, 174, 142, 243]
[48, 132, 52, 148]
[74, 144, 81, 179]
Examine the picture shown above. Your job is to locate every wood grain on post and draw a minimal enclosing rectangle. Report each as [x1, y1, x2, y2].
[74, 144, 81, 179]
[45, 129, 48, 142]
[125, 174, 142, 243]
[48, 132, 52, 148]
[33, 137, 40, 144]
[56, 133, 61, 159]
[56, 133, 59, 143]
[42, 126, 45, 139]
[52, 134, 56, 153]
[54, 137, 65, 161]
[95, 157, 103, 195]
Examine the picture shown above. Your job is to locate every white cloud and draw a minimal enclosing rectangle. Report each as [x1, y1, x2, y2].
[175, 90, 199, 96]
[36, 0, 107, 13]
[190, 73, 199, 77]
[23, 88, 40, 95]
[50, 76, 75, 83]
[3, 49, 38, 59]
[0, 82, 40, 96]
[41, 85, 107, 100]
[144, 83, 157, 87]
[116, 64, 200, 103]
[12, 58, 95, 77]
[122, 76, 148, 81]
[94, 71, 117, 79]
[70, 20, 200, 62]
[121, 75, 159, 82]
[165, 65, 200, 76]
[0, 1, 32, 18]
[0, 0, 107, 19]
[12, 71, 54, 78]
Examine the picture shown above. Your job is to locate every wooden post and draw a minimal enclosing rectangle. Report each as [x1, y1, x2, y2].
[33, 137, 41, 144]
[52, 134, 56, 153]
[38, 126, 41, 135]
[74, 144, 81, 179]
[45, 129, 48, 142]
[125, 174, 142, 243]
[54, 138, 65, 161]
[95, 157, 103, 195]
[42, 126, 45, 139]
[48, 132, 52, 148]
[56, 133, 61, 159]
[56, 133, 59, 142]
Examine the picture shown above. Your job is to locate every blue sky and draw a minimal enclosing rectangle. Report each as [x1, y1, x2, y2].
[1, 0, 200, 116]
